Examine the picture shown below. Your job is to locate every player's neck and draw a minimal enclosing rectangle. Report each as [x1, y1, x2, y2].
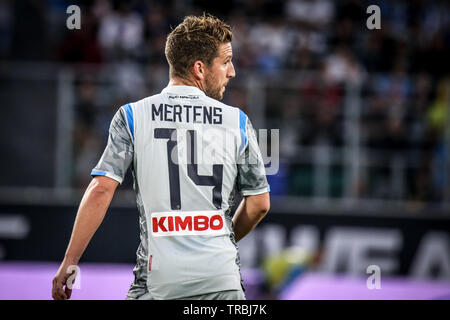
[168, 77, 205, 93]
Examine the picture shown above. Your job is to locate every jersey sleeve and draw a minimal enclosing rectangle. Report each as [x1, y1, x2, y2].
[91, 106, 134, 184]
[236, 112, 270, 196]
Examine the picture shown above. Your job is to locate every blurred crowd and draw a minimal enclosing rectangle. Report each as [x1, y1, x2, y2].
[1, 0, 449, 204]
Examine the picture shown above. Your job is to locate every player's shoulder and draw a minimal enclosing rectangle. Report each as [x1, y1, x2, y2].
[203, 96, 250, 131]
[115, 93, 164, 121]
[127, 93, 162, 110]
[111, 93, 161, 129]
[203, 95, 246, 117]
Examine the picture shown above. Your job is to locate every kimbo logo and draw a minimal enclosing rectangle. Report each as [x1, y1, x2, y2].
[151, 210, 227, 237]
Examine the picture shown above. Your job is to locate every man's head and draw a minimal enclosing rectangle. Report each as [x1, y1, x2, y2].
[165, 14, 235, 100]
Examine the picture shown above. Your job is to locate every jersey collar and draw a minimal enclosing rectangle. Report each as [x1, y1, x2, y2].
[161, 85, 206, 97]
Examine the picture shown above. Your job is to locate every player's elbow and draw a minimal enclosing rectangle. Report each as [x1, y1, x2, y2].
[254, 202, 269, 223]
[258, 197, 270, 217]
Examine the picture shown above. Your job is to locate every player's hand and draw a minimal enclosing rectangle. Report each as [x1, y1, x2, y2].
[52, 261, 77, 300]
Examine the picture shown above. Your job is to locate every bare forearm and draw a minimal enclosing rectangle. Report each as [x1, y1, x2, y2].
[63, 182, 115, 264]
[233, 199, 253, 242]
[232, 196, 268, 242]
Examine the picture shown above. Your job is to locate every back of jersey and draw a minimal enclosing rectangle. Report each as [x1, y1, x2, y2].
[92, 85, 269, 299]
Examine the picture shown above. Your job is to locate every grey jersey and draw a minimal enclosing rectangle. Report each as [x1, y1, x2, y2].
[91, 85, 270, 299]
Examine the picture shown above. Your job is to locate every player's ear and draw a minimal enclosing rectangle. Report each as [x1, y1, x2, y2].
[192, 60, 206, 80]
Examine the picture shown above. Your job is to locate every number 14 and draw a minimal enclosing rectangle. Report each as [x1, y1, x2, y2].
[154, 128, 223, 210]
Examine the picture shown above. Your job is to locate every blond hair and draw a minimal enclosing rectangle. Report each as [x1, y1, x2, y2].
[165, 14, 233, 79]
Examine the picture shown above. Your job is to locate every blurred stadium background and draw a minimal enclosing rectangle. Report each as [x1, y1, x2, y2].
[0, 0, 449, 300]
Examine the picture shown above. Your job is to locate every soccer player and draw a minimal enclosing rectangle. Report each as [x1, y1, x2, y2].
[52, 14, 270, 300]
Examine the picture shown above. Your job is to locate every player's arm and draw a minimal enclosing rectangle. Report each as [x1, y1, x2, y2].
[234, 113, 271, 242]
[232, 192, 270, 242]
[52, 176, 118, 300]
[52, 106, 134, 300]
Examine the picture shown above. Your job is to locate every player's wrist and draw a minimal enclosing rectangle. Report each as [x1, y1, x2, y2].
[63, 254, 80, 266]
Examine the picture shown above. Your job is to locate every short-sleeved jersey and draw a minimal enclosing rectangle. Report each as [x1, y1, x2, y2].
[91, 85, 270, 299]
